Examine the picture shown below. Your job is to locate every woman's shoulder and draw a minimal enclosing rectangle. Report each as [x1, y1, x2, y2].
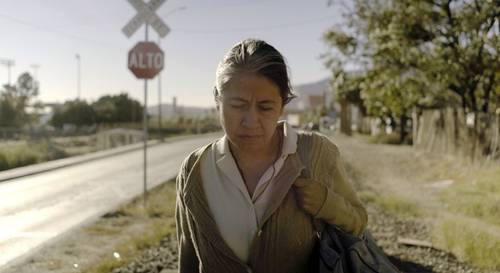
[296, 130, 340, 154]
[177, 141, 216, 188]
[180, 142, 214, 173]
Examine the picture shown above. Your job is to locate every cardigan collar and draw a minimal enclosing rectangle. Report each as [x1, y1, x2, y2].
[182, 138, 305, 265]
[213, 121, 299, 203]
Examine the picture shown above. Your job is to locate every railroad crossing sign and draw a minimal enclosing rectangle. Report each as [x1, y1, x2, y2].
[122, 0, 170, 38]
[128, 41, 164, 79]
[122, 0, 170, 206]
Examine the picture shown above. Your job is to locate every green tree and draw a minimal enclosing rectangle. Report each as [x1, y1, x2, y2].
[323, 0, 499, 142]
[92, 93, 142, 123]
[51, 100, 96, 128]
[0, 72, 39, 127]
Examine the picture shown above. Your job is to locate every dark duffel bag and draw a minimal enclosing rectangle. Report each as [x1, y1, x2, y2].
[313, 224, 401, 273]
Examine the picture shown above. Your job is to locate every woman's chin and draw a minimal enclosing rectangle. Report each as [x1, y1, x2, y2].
[235, 135, 267, 148]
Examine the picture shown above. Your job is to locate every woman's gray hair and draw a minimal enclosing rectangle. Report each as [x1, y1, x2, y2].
[214, 38, 296, 105]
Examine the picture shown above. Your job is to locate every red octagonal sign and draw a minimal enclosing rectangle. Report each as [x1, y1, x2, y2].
[128, 41, 164, 79]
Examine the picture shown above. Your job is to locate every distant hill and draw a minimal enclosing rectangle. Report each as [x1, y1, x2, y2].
[294, 78, 331, 96]
[286, 78, 335, 111]
[148, 104, 216, 118]
[148, 78, 334, 117]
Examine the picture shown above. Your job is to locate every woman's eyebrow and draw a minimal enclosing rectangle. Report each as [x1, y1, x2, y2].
[227, 97, 248, 103]
[258, 100, 277, 105]
[226, 98, 277, 104]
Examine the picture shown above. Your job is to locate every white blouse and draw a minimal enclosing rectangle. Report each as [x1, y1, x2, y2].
[200, 121, 298, 263]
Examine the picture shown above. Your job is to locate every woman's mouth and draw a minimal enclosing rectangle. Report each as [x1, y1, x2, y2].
[238, 134, 263, 138]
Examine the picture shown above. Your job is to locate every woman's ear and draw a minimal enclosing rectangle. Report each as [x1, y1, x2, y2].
[213, 86, 221, 110]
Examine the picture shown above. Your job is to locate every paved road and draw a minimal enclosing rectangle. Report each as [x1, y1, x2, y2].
[0, 133, 220, 270]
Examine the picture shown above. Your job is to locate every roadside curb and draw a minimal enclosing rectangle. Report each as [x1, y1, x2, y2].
[0, 132, 222, 183]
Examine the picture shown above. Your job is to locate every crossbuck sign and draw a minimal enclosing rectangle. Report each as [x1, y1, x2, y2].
[122, 0, 170, 38]
[122, 0, 169, 205]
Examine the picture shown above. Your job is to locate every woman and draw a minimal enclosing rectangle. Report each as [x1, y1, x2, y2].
[175, 38, 367, 273]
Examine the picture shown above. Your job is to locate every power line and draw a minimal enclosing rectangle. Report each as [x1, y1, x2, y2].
[172, 0, 275, 13]
[0, 12, 121, 48]
[173, 15, 338, 34]
[0, 11, 337, 46]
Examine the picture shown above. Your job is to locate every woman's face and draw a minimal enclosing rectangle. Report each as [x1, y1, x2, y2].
[218, 73, 283, 153]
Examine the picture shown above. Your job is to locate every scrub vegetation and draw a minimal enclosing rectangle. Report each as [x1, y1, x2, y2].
[82, 179, 177, 273]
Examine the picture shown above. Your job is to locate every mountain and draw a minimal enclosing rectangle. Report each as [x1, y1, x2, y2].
[147, 104, 216, 118]
[286, 78, 334, 111]
[147, 78, 334, 117]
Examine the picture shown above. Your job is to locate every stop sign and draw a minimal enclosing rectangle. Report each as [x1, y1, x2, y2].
[128, 41, 164, 79]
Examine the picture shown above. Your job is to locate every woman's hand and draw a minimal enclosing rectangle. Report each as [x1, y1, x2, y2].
[293, 178, 328, 216]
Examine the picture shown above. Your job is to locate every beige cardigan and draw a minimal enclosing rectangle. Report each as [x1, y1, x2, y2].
[175, 132, 368, 273]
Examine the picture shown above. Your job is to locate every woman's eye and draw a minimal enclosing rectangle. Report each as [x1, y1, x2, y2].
[260, 106, 273, 111]
[230, 104, 245, 109]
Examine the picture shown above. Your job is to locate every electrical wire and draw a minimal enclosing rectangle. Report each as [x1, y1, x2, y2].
[0, 12, 121, 48]
[0, 11, 336, 46]
[173, 15, 338, 34]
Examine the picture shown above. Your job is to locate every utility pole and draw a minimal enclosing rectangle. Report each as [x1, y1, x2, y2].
[30, 64, 40, 80]
[31, 64, 40, 91]
[143, 23, 149, 205]
[75, 54, 81, 100]
[0, 58, 15, 85]
[156, 6, 186, 136]
[157, 37, 163, 134]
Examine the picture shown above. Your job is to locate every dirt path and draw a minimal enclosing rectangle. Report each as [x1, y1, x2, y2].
[331, 133, 438, 203]
[329, 133, 500, 273]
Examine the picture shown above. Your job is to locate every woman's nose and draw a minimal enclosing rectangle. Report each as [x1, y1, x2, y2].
[241, 107, 259, 127]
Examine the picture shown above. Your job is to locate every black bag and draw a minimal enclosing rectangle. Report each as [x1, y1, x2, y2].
[313, 224, 401, 273]
[295, 133, 400, 273]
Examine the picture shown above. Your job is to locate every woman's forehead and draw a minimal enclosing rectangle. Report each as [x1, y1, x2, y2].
[224, 73, 281, 99]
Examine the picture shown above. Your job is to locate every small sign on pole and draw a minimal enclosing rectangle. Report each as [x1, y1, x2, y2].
[123, 0, 168, 205]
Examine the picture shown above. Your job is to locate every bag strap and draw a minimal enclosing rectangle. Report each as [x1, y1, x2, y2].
[296, 132, 325, 234]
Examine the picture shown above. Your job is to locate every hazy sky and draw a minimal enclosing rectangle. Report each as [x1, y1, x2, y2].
[0, 0, 343, 108]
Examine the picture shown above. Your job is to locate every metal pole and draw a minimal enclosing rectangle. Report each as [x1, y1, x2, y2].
[158, 37, 162, 135]
[31, 64, 40, 81]
[31, 64, 40, 92]
[76, 54, 81, 100]
[0, 59, 15, 86]
[143, 23, 149, 206]
[7, 65, 11, 85]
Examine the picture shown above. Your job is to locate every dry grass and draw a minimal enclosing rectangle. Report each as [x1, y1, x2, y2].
[359, 190, 422, 218]
[82, 179, 177, 273]
[367, 133, 402, 145]
[408, 158, 500, 270]
[440, 165, 500, 226]
[433, 215, 500, 270]
[0, 141, 68, 170]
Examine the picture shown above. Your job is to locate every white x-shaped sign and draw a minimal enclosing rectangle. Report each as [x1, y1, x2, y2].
[122, 0, 170, 38]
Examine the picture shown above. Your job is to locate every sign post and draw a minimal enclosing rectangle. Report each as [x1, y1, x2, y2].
[123, 0, 169, 205]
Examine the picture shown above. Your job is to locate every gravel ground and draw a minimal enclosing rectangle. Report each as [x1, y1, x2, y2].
[366, 205, 497, 273]
[111, 203, 497, 273]
[111, 234, 178, 273]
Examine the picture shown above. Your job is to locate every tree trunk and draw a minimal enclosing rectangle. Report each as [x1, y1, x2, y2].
[400, 115, 408, 144]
